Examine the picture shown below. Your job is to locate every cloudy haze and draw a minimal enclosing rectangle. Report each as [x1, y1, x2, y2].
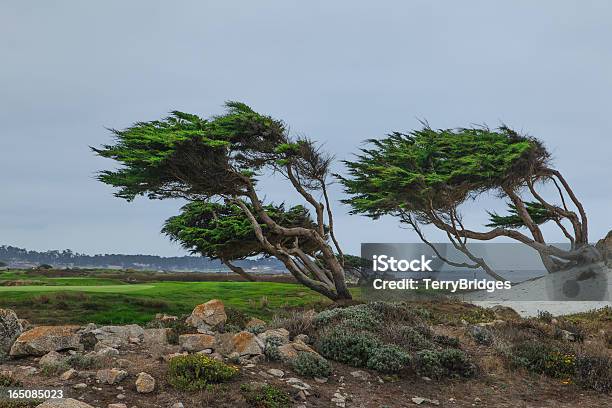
[1, 1, 610, 257]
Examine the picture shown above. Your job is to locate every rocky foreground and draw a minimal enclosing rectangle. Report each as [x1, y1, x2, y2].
[0, 300, 339, 408]
[1, 299, 611, 408]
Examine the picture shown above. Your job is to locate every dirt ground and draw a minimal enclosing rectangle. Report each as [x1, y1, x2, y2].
[2, 339, 609, 408]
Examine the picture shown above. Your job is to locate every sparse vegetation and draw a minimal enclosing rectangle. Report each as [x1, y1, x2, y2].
[167, 354, 239, 391]
[264, 336, 287, 362]
[470, 326, 494, 346]
[574, 355, 612, 392]
[240, 383, 292, 408]
[509, 340, 575, 379]
[0, 373, 22, 387]
[413, 348, 476, 379]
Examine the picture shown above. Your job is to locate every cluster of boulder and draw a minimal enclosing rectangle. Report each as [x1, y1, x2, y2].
[176, 299, 319, 364]
[0, 299, 323, 408]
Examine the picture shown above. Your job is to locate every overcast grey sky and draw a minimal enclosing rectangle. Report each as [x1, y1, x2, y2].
[1, 1, 610, 257]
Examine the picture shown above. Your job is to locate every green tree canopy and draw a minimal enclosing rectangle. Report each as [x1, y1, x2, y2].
[341, 125, 597, 277]
[341, 126, 549, 218]
[162, 202, 321, 281]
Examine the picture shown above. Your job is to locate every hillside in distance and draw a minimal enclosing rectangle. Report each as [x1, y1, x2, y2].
[0, 245, 285, 272]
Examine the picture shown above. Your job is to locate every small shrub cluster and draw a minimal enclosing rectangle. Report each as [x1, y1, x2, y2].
[40, 362, 68, 377]
[67, 354, 99, 369]
[574, 355, 612, 393]
[386, 325, 434, 351]
[316, 327, 410, 373]
[223, 324, 242, 333]
[0, 401, 40, 408]
[413, 349, 475, 379]
[0, 373, 22, 387]
[240, 383, 291, 408]
[225, 307, 249, 329]
[366, 344, 411, 374]
[459, 307, 496, 324]
[537, 310, 554, 323]
[167, 354, 239, 391]
[509, 341, 575, 379]
[264, 336, 286, 361]
[292, 352, 332, 378]
[433, 334, 460, 348]
[469, 326, 494, 346]
[316, 328, 380, 367]
[246, 324, 266, 335]
[315, 304, 382, 331]
[367, 301, 426, 324]
[271, 310, 315, 338]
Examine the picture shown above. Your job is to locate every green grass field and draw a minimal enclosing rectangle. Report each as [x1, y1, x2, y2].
[0, 270, 333, 325]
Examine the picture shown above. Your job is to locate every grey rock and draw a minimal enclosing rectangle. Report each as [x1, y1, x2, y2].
[135, 372, 155, 393]
[186, 299, 227, 332]
[60, 368, 77, 381]
[294, 334, 309, 343]
[91, 325, 144, 347]
[267, 368, 284, 378]
[10, 326, 81, 357]
[96, 368, 128, 385]
[0, 309, 23, 359]
[39, 351, 67, 367]
[143, 328, 171, 346]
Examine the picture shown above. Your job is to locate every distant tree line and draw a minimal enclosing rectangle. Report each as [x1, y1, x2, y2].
[0, 245, 283, 271]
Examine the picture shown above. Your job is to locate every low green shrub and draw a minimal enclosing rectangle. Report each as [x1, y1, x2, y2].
[537, 310, 554, 323]
[240, 383, 291, 408]
[460, 307, 496, 324]
[67, 354, 99, 369]
[264, 336, 285, 361]
[0, 401, 40, 408]
[388, 325, 434, 351]
[573, 355, 612, 393]
[469, 326, 494, 346]
[366, 344, 410, 373]
[510, 341, 575, 379]
[433, 334, 460, 348]
[40, 362, 69, 377]
[413, 349, 475, 379]
[0, 373, 22, 387]
[246, 324, 266, 335]
[413, 349, 444, 379]
[223, 323, 242, 333]
[438, 348, 476, 378]
[167, 354, 239, 391]
[316, 328, 380, 367]
[292, 352, 332, 378]
[367, 301, 425, 325]
[314, 304, 382, 331]
[225, 307, 249, 329]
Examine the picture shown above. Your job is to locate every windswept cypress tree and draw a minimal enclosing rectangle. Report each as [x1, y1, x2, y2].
[94, 102, 351, 300]
[340, 126, 602, 278]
